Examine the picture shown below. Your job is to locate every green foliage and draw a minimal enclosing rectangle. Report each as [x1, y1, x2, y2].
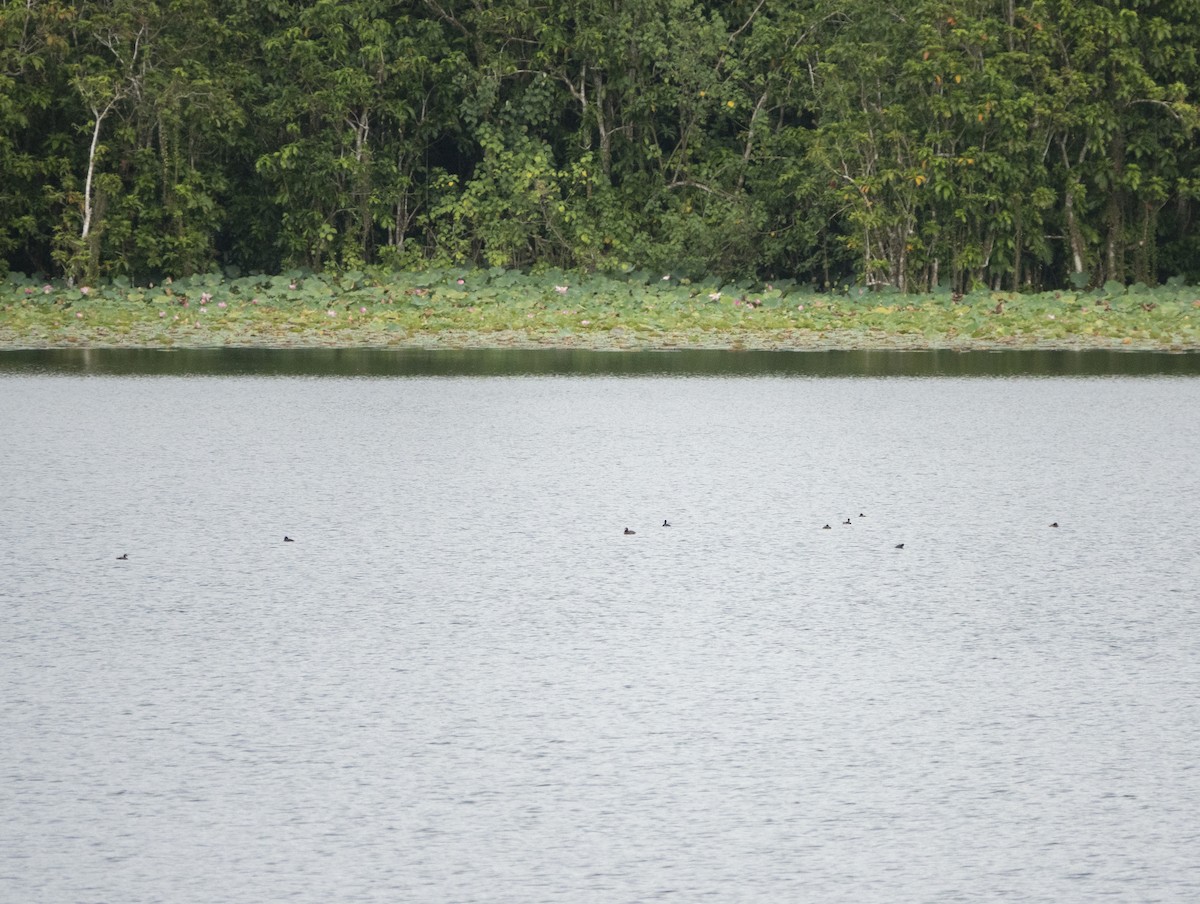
[2, 0, 1200, 289]
[3, 267, 1195, 349]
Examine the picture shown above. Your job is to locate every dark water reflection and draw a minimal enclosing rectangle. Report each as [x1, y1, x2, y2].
[1, 346, 1198, 376]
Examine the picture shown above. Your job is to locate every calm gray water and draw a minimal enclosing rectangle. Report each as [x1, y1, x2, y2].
[3, 364, 1199, 903]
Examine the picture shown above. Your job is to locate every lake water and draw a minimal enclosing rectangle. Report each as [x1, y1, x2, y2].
[2, 350, 1199, 903]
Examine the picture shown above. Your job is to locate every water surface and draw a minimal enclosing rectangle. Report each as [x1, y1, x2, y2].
[2, 365, 1198, 903]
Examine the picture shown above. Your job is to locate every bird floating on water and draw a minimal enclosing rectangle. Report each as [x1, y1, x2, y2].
[895, 543, 904, 549]
[662, 520, 671, 527]
[116, 553, 128, 560]
[284, 536, 294, 542]
[822, 524, 831, 530]
[1049, 522, 1059, 528]
[624, 527, 636, 535]
[843, 518, 852, 525]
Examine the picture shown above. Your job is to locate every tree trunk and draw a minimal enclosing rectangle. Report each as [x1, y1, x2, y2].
[81, 103, 112, 250]
[1059, 135, 1088, 280]
[1012, 209, 1023, 291]
[1064, 186, 1086, 278]
[1105, 130, 1126, 284]
[77, 99, 118, 284]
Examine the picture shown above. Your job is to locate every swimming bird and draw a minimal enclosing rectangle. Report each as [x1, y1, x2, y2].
[822, 524, 831, 530]
[895, 543, 904, 549]
[624, 527, 636, 535]
[662, 520, 671, 527]
[284, 536, 294, 542]
[859, 513, 866, 518]
[843, 518, 852, 525]
[116, 553, 128, 560]
[1049, 522, 1058, 528]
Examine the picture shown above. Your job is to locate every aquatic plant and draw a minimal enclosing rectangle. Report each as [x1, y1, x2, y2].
[1, 269, 1196, 350]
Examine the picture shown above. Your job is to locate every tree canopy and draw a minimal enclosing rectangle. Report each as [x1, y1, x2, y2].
[3, 0, 1199, 291]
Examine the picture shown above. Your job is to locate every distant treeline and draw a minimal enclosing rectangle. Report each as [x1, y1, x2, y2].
[2, 0, 1199, 290]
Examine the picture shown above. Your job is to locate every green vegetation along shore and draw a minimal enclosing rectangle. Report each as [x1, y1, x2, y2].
[2, 269, 1197, 352]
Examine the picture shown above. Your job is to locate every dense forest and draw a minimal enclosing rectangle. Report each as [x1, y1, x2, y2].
[2, 0, 1199, 291]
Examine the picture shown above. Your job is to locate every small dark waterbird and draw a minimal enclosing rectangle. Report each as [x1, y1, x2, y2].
[662, 520, 671, 527]
[895, 543, 905, 549]
[284, 535, 294, 542]
[624, 527, 636, 535]
[116, 553, 128, 560]
[1049, 522, 1059, 528]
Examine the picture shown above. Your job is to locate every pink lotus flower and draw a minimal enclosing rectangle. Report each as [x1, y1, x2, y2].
[217, 301, 226, 308]
[80, 286, 90, 295]
[200, 292, 212, 304]
[580, 319, 591, 325]
[554, 285, 569, 294]
[360, 307, 367, 313]
[42, 285, 52, 294]
[159, 311, 165, 317]
[457, 278, 465, 285]
[708, 292, 721, 301]
[327, 310, 336, 317]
